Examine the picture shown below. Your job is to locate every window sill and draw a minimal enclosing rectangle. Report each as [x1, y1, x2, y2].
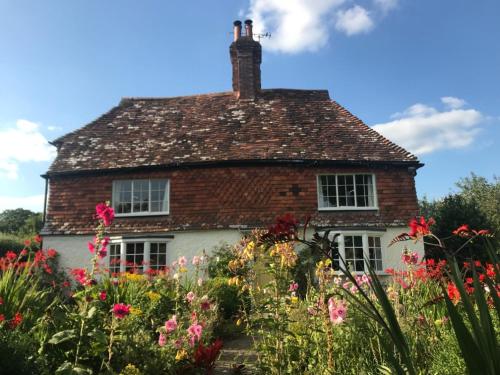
[115, 212, 170, 218]
[318, 207, 379, 211]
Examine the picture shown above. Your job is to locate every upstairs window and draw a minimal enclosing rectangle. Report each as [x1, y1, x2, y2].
[317, 174, 377, 210]
[112, 179, 169, 216]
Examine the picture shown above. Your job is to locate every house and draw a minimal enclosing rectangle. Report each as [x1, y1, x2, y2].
[41, 20, 424, 274]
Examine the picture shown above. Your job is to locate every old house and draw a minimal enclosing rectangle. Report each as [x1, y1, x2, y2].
[42, 20, 423, 273]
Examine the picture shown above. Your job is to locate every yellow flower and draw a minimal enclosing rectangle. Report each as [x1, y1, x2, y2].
[175, 349, 188, 361]
[120, 364, 141, 375]
[179, 266, 188, 273]
[124, 273, 145, 282]
[236, 318, 242, 326]
[269, 243, 297, 268]
[291, 296, 299, 304]
[130, 307, 142, 316]
[147, 291, 161, 302]
[242, 241, 255, 260]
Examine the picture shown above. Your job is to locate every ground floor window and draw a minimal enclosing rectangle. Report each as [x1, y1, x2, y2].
[108, 239, 169, 274]
[329, 232, 384, 272]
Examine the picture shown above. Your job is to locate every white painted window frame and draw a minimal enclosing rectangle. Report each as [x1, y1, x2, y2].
[316, 173, 378, 211]
[321, 230, 385, 275]
[112, 179, 170, 217]
[109, 238, 170, 273]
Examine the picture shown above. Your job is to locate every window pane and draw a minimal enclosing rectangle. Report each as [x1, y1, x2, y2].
[150, 242, 167, 270]
[125, 243, 144, 272]
[319, 175, 337, 208]
[368, 236, 382, 271]
[109, 244, 121, 274]
[114, 181, 132, 214]
[344, 235, 364, 271]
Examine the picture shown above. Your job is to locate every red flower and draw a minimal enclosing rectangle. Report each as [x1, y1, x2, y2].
[71, 268, 90, 286]
[447, 283, 461, 304]
[194, 338, 223, 370]
[0, 314, 4, 322]
[5, 251, 17, 261]
[473, 229, 491, 236]
[47, 249, 58, 258]
[95, 203, 115, 226]
[88, 242, 95, 254]
[20, 249, 28, 257]
[112, 303, 130, 319]
[267, 213, 298, 240]
[452, 224, 470, 236]
[408, 216, 435, 237]
[34, 234, 42, 243]
[99, 291, 107, 301]
[24, 239, 31, 247]
[9, 312, 23, 329]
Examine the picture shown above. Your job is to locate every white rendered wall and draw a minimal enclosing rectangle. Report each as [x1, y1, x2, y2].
[43, 227, 422, 275]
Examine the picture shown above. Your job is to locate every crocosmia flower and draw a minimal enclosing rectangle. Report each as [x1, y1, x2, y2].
[112, 303, 131, 319]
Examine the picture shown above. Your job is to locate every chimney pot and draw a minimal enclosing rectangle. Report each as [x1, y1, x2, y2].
[244, 19, 253, 39]
[233, 20, 242, 41]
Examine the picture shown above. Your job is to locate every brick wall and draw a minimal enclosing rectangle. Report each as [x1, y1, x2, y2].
[43, 165, 419, 235]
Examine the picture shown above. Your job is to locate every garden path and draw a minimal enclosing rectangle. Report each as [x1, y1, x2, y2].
[214, 334, 257, 374]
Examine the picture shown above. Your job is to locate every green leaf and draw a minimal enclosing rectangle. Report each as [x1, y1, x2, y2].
[87, 306, 97, 319]
[48, 329, 77, 345]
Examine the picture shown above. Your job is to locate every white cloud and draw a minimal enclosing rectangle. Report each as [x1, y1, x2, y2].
[0, 194, 45, 213]
[441, 96, 466, 110]
[47, 125, 63, 131]
[372, 98, 483, 155]
[335, 5, 374, 36]
[374, 0, 398, 13]
[248, 0, 346, 53]
[247, 0, 400, 53]
[0, 119, 56, 179]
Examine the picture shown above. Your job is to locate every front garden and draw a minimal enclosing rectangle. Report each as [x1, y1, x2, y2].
[0, 203, 498, 374]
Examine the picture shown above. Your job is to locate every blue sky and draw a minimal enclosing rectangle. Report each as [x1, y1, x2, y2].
[0, 0, 499, 212]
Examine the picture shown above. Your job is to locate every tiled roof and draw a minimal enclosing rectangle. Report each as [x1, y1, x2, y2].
[48, 89, 419, 174]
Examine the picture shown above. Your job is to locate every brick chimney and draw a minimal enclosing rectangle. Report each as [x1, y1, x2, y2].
[230, 20, 262, 100]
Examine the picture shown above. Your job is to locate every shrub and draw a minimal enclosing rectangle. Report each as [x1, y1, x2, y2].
[0, 232, 25, 256]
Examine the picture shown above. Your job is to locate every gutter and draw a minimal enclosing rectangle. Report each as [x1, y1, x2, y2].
[42, 159, 424, 179]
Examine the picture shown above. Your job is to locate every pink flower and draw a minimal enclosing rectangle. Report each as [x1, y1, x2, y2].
[200, 295, 211, 311]
[192, 255, 201, 266]
[158, 333, 167, 347]
[288, 282, 299, 292]
[98, 248, 107, 259]
[88, 242, 95, 254]
[95, 203, 115, 226]
[174, 338, 183, 349]
[178, 256, 187, 267]
[186, 291, 195, 303]
[402, 250, 419, 266]
[112, 303, 131, 319]
[328, 298, 347, 325]
[71, 268, 91, 286]
[47, 249, 58, 258]
[165, 315, 177, 333]
[187, 323, 203, 346]
[99, 291, 107, 301]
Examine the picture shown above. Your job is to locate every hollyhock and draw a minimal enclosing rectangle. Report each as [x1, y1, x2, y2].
[402, 250, 419, 266]
[187, 323, 203, 346]
[186, 291, 195, 303]
[34, 234, 42, 243]
[200, 295, 211, 311]
[71, 268, 91, 286]
[173, 337, 183, 349]
[158, 333, 167, 347]
[192, 255, 201, 266]
[328, 298, 347, 325]
[99, 291, 107, 301]
[47, 249, 58, 258]
[288, 282, 299, 292]
[88, 242, 95, 254]
[95, 203, 115, 226]
[165, 315, 178, 333]
[24, 239, 31, 247]
[112, 303, 131, 319]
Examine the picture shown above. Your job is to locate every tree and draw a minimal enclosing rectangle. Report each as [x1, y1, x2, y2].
[419, 173, 499, 262]
[0, 208, 36, 234]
